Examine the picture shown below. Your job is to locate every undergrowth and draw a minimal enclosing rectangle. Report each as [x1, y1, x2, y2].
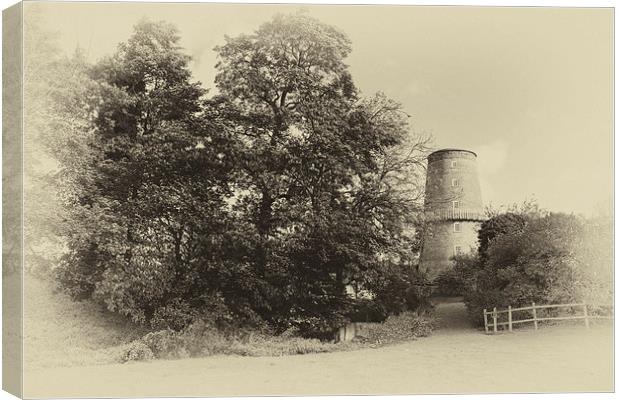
[23, 274, 435, 367]
[118, 312, 436, 362]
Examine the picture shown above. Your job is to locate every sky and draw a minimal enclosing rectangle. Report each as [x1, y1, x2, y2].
[29, 2, 614, 216]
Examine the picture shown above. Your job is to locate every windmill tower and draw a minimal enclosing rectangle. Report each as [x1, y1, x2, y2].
[419, 149, 485, 280]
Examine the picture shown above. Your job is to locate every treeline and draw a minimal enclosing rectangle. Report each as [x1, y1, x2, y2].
[35, 15, 430, 338]
[442, 203, 613, 325]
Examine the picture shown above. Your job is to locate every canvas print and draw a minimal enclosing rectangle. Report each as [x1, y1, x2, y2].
[2, 1, 614, 398]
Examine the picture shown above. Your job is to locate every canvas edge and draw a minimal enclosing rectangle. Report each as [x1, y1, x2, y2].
[2, 1, 24, 398]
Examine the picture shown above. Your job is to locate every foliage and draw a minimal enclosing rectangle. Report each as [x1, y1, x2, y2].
[120, 341, 155, 362]
[477, 212, 528, 259]
[51, 14, 430, 339]
[348, 299, 390, 323]
[54, 19, 234, 325]
[119, 312, 435, 362]
[362, 262, 433, 319]
[209, 13, 429, 336]
[22, 11, 92, 276]
[572, 214, 613, 305]
[434, 268, 465, 297]
[461, 209, 613, 326]
[483, 197, 546, 220]
[353, 313, 435, 345]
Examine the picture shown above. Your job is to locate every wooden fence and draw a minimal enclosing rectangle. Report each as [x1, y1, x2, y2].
[483, 303, 613, 334]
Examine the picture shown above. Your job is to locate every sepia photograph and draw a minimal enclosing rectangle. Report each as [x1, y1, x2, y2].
[2, 1, 614, 398]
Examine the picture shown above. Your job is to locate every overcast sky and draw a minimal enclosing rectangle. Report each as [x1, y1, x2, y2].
[30, 2, 613, 216]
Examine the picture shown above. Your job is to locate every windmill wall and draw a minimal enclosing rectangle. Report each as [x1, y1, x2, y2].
[419, 149, 484, 280]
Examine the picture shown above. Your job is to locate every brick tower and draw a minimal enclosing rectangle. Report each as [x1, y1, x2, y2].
[419, 149, 484, 280]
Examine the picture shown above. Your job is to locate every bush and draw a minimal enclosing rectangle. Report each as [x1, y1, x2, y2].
[150, 299, 198, 331]
[349, 299, 389, 323]
[119, 341, 155, 362]
[354, 313, 435, 345]
[477, 212, 528, 259]
[404, 284, 435, 316]
[227, 334, 340, 357]
[367, 263, 432, 317]
[462, 211, 613, 326]
[124, 322, 340, 359]
[141, 329, 188, 358]
[434, 268, 465, 297]
[117, 312, 435, 361]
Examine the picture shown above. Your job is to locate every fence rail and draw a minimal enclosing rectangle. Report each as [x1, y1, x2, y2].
[483, 303, 613, 334]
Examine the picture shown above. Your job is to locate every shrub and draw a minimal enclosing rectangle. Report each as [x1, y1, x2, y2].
[404, 284, 434, 316]
[141, 329, 183, 358]
[434, 268, 465, 297]
[477, 212, 528, 259]
[288, 299, 353, 340]
[178, 319, 238, 356]
[462, 211, 613, 326]
[119, 340, 155, 362]
[354, 313, 435, 345]
[227, 334, 340, 357]
[150, 299, 198, 331]
[125, 322, 340, 359]
[367, 263, 432, 317]
[119, 312, 435, 361]
[349, 298, 389, 323]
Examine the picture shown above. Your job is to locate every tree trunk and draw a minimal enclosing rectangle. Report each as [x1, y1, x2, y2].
[255, 189, 274, 276]
[174, 227, 183, 264]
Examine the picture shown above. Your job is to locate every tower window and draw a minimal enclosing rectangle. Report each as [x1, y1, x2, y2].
[451, 178, 460, 187]
[454, 245, 463, 256]
[454, 222, 461, 232]
[451, 160, 457, 167]
[452, 200, 460, 209]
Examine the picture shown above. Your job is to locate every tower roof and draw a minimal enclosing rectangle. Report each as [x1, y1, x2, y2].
[428, 148, 477, 162]
[428, 148, 477, 157]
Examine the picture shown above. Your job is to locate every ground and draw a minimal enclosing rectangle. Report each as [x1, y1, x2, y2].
[23, 275, 145, 370]
[21, 275, 613, 397]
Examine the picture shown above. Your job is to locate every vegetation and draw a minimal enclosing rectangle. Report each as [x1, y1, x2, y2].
[456, 204, 613, 326]
[119, 312, 435, 362]
[32, 14, 431, 340]
[23, 275, 145, 370]
[23, 272, 433, 368]
[434, 268, 465, 297]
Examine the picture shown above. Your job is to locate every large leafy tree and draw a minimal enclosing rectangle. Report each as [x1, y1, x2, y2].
[22, 10, 93, 275]
[213, 13, 429, 336]
[56, 15, 430, 337]
[56, 20, 235, 326]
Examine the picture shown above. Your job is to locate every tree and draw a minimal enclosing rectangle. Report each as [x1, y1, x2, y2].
[213, 13, 429, 336]
[22, 9, 83, 276]
[461, 208, 612, 326]
[56, 20, 236, 326]
[477, 212, 528, 259]
[55, 15, 430, 337]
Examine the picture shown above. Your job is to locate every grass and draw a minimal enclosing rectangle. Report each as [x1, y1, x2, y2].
[120, 312, 435, 362]
[21, 273, 435, 367]
[23, 274, 146, 369]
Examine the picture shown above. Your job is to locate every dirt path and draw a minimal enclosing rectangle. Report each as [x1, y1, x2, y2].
[432, 298, 474, 331]
[24, 302, 613, 397]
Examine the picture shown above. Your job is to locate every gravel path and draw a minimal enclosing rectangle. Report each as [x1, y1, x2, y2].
[24, 302, 613, 397]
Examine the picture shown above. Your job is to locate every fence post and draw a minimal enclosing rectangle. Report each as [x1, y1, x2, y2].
[583, 304, 590, 329]
[532, 302, 538, 330]
[493, 307, 498, 333]
[483, 309, 489, 334]
[508, 305, 513, 332]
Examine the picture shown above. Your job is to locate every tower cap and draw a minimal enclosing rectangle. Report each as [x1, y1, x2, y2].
[428, 148, 477, 161]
